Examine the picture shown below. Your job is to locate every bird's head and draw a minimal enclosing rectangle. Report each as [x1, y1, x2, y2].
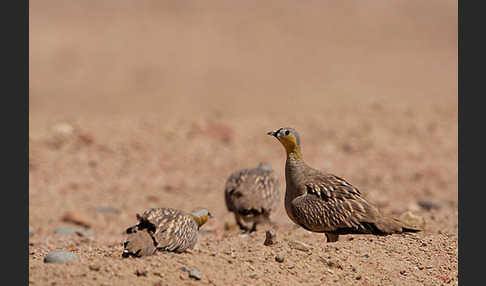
[122, 231, 157, 258]
[267, 127, 302, 159]
[191, 209, 213, 229]
[257, 162, 273, 171]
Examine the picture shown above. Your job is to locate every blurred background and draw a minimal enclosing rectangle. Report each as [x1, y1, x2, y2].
[29, 0, 457, 118]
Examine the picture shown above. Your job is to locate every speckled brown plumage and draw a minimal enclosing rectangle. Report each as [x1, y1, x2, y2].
[122, 208, 211, 257]
[224, 162, 281, 232]
[267, 127, 422, 243]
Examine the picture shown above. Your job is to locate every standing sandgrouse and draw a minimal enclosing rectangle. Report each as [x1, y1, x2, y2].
[224, 162, 281, 232]
[267, 127, 422, 242]
[122, 208, 212, 257]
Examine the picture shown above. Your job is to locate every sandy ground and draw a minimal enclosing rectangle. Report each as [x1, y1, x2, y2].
[29, 1, 457, 285]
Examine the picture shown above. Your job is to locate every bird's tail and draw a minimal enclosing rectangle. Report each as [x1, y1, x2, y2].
[375, 214, 424, 234]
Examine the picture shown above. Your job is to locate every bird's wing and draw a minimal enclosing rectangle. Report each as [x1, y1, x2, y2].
[246, 169, 281, 213]
[152, 211, 198, 252]
[225, 169, 281, 215]
[290, 174, 383, 234]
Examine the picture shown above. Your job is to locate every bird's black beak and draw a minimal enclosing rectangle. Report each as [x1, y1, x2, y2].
[267, 130, 277, 137]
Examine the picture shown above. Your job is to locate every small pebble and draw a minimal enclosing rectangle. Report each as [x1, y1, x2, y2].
[44, 250, 78, 264]
[363, 254, 369, 258]
[417, 200, 442, 211]
[181, 266, 201, 280]
[52, 122, 75, 135]
[135, 270, 148, 277]
[275, 254, 285, 263]
[288, 240, 312, 252]
[355, 275, 362, 280]
[29, 226, 34, 237]
[89, 265, 101, 271]
[399, 211, 425, 229]
[189, 268, 201, 280]
[264, 230, 277, 246]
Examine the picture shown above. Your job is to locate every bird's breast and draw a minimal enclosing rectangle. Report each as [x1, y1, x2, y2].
[284, 185, 302, 226]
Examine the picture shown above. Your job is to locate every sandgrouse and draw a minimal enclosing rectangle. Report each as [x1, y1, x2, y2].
[267, 127, 422, 242]
[122, 208, 212, 257]
[224, 162, 281, 232]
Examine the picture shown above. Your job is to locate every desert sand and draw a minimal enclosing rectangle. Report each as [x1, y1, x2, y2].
[29, 1, 457, 285]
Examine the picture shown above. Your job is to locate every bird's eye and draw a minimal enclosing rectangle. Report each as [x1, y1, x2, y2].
[285, 130, 290, 135]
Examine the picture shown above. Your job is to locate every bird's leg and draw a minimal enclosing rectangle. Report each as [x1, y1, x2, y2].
[249, 222, 257, 233]
[235, 213, 250, 232]
[325, 233, 339, 243]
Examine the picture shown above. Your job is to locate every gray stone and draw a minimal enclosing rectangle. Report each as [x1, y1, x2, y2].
[29, 226, 34, 237]
[417, 200, 442, 211]
[54, 227, 94, 237]
[44, 250, 78, 264]
[181, 266, 201, 280]
[189, 268, 201, 280]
